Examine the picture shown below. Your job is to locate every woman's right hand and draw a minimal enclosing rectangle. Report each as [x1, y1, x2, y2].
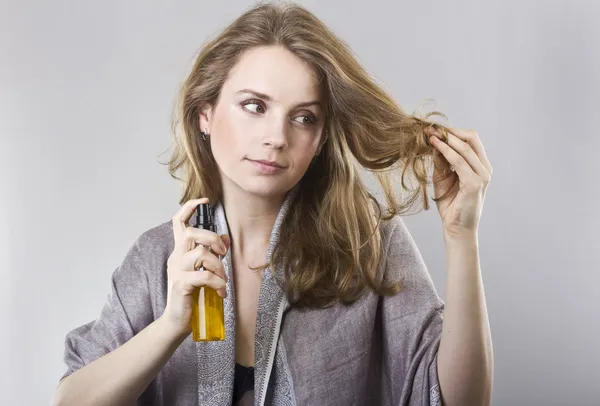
[160, 198, 230, 337]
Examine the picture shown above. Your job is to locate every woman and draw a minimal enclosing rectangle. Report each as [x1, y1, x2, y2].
[53, 2, 493, 406]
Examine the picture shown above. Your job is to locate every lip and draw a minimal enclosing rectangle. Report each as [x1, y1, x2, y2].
[247, 159, 287, 174]
[253, 159, 285, 168]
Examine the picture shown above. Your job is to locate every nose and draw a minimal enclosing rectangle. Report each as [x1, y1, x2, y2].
[262, 117, 288, 149]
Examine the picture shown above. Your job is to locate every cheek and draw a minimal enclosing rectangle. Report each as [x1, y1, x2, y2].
[210, 107, 247, 158]
[291, 137, 320, 169]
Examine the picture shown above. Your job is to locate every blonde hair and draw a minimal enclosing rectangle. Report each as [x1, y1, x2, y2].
[165, 1, 455, 308]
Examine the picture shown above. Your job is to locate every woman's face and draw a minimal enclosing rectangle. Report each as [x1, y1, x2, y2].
[200, 45, 325, 200]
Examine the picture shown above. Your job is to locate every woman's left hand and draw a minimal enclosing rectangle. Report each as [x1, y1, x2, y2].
[425, 127, 493, 238]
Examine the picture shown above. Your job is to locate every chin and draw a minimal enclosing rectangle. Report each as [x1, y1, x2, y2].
[234, 175, 295, 199]
[242, 181, 291, 198]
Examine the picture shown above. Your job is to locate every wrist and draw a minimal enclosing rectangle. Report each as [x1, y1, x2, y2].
[443, 230, 480, 261]
[443, 228, 479, 245]
[156, 316, 190, 346]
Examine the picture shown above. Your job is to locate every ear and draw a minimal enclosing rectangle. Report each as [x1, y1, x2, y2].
[198, 103, 213, 131]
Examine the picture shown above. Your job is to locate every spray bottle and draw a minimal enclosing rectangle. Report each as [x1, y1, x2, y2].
[191, 203, 225, 341]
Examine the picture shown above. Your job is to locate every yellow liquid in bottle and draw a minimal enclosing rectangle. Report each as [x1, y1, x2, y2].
[191, 285, 225, 341]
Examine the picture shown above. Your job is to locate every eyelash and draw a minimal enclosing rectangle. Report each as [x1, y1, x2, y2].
[240, 99, 318, 125]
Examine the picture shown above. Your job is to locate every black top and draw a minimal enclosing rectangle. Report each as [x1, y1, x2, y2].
[232, 363, 254, 405]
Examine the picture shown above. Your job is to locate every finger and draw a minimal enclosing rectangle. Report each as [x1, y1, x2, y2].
[431, 147, 454, 181]
[426, 127, 454, 174]
[184, 227, 227, 256]
[182, 270, 227, 295]
[446, 128, 493, 174]
[172, 198, 209, 253]
[436, 132, 488, 177]
[221, 234, 231, 251]
[183, 246, 227, 281]
[429, 136, 475, 180]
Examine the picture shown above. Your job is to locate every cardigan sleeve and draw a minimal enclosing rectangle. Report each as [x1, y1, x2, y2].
[59, 236, 155, 382]
[379, 215, 445, 406]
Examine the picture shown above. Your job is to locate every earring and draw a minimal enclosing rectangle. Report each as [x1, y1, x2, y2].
[200, 128, 210, 141]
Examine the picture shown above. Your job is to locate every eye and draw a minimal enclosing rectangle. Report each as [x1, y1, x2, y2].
[293, 114, 317, 125]
[241, 99, 265, 114]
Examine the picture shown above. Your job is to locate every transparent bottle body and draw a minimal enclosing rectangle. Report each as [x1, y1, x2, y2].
[191, 284, 225, 341]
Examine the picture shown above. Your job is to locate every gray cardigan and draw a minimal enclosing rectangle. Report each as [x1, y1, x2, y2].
[60, 192, 445, 405]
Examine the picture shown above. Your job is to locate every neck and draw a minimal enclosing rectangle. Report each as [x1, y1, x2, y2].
[221, 188, 287, 264]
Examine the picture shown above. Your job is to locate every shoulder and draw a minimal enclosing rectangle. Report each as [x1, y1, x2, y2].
[103, 219, 176, 305]
[134, 219, 174, 254]
[376, 215, 444, 309]
[377, 214, 415, 248]
[120, 219, 175, 275]
[377, 214, 427, 281]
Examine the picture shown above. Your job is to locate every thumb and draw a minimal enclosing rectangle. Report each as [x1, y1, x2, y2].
[220, 234, 231, 250]
[432, 147, 454, 182]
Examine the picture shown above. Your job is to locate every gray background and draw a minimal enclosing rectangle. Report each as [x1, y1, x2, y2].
[1, 0, 598, 405]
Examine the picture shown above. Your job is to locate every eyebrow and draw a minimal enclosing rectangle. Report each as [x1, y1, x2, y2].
[235, 88, 322, 109]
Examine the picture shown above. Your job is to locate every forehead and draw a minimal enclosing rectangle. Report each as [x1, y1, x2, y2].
[223, 45, 322, 103]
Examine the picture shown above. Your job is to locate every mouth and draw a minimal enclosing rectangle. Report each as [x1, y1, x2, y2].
[246, 158, 287, 174]
[248, 159, 286, 169]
